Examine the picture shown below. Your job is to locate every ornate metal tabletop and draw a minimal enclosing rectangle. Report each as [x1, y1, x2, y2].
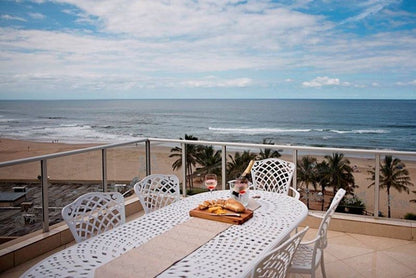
[22, 190, 307, 278]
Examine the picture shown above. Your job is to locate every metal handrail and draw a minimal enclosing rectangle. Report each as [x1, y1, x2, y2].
[148, 137, 416, 156]
[1, 137, 415, 233]
[0, 138, 148, 168]
[0, 138, 148, 232]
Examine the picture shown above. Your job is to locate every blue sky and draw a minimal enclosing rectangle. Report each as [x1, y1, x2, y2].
[0, 0, 415, 99]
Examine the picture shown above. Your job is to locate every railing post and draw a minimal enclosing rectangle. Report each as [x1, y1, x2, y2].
[374, 154, 380, 218]
[40, 159, 49, 232]
[182, 142, 187, 197]
[102, 149, 107, 192]
[292, 149, 298, 190]
[222, 146, 227, 190]
[145, 140, 151, 176]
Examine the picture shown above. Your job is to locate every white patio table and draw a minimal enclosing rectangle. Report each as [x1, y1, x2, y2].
[22, 190, 307, 278]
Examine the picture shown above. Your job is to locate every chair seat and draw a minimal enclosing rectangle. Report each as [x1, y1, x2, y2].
[290, 244, 322, 271]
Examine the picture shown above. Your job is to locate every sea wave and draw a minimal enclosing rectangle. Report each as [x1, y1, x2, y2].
[209, 127, 389, 135]
[209, 127, 311, 134]
[329, 129, 389, 134]
[1, 123, 136, 143]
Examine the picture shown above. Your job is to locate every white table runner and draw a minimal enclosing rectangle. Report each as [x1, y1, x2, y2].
[95, 217, 232, 278]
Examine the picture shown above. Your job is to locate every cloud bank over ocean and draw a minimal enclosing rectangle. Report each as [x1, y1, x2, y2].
[0, 0, 415, 99]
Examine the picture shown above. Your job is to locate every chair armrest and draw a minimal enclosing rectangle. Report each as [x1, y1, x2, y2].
[300, 235, 321, 246]
[308, 211, 324, 219]
[289, 187, 300, 199]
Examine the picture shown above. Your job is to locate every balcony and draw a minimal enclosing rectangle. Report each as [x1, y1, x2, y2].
[0, 138, 415, 277]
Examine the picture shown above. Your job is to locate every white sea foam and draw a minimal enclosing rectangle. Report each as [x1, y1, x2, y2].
[209, 127, 311, 134]
[330, 129, 388, 134]
[208, 127, 388, 135]
[1, 123, 136, 143]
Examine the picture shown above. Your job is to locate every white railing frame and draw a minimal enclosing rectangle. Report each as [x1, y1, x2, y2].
[0, 137, 415, 232]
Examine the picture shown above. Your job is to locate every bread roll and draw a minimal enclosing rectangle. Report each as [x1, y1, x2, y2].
[224, 199, 245, 212]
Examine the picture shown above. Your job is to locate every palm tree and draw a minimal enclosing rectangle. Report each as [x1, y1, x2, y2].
[316, 160, 331, 211]
[297, 156, 317, 208]
[322, 153, 356, 195]
[368, 155, 414, 218]
[227, 150, 257, 181]
[411, 191, 416, 203]
[258, 139, 281, 159]
[194, 145, 222, 177]
[169, 134, 199, 189]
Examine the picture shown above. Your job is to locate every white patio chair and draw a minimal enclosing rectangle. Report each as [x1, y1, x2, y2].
[62, 192, 125, 243]
[289, 188, 346, 278]
[251, 158, 300, 199]
[249, 226, 309, 278]
[134, 174, 181, 214]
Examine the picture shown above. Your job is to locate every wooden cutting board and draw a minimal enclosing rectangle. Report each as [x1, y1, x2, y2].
[189, 208, 253, 225]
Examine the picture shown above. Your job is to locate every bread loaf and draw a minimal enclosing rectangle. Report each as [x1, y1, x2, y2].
[224, 199, 245, 212]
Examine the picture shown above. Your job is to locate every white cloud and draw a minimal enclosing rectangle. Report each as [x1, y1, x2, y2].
[302, 76, 340, 88]
[0, 0, 415, 98]
[396, 80, 416, 86]
[181, 77, 253, 88]
[28, 13, 45, 20]
[1, 15, 26, 22]
[341, 0, 399, 24]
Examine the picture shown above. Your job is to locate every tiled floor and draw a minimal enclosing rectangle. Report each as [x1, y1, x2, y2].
[290, 227, 416, 278]
[2, 221, 415, 277]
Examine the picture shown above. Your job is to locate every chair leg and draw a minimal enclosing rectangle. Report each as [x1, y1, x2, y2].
[320, 252, 327, 278]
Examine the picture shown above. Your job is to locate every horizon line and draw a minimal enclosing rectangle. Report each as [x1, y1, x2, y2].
[1, 97, 415, 101]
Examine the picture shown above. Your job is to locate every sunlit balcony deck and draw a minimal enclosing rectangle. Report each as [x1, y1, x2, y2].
[1, 202, 415, 278]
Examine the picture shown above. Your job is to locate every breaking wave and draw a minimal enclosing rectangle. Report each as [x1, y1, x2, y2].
[209, 127, 389, 135]
[208, 127, 311, 134]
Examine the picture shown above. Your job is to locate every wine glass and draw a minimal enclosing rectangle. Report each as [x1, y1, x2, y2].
[205, 174, 218, 194]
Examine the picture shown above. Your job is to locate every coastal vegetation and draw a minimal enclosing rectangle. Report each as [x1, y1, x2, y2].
[169, 135, 281, 189]
[368, 155, 414, 218]
[296, 153, 357, 211]
[169, 134, 199, 188]
[296, 156, 318, 208]
[170, 136, 414, 218]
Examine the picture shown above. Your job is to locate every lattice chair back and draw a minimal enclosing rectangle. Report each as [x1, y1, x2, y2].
[250, 227, 309, 278]
[251, 158, 296, 194]
[317, 188, 346, 249]
[61, 192, 125, 243]
[134, 174, 181, 214]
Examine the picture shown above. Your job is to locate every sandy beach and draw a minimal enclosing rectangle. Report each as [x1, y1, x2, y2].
[0, 138, 415, 219]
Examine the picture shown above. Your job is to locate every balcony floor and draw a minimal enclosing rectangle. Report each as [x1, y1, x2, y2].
[292, 226, 416, 278]
[1, 214, 415, 278]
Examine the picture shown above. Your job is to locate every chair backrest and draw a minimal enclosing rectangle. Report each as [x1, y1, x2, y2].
[251, 158, 295, 194]
[134, 174, 181, 214]
[250, 227, 309, 278]
[316, 188, 346, 249]
[61, 192, 125, 243]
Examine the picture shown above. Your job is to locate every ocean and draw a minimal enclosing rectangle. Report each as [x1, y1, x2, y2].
[0, 99, 415, 152]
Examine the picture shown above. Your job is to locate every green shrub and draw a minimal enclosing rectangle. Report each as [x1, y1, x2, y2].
[184, 187, 209, 196]
[337, 196, 366, 215]
[404, 213, 416, 220]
